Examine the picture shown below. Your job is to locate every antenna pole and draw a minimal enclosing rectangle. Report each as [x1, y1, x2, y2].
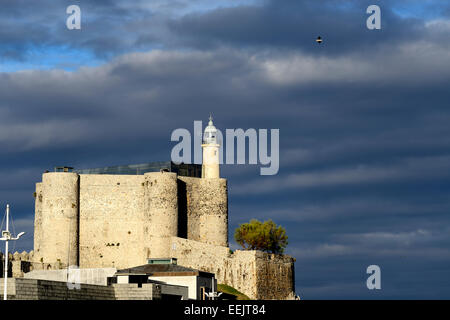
[205, 276, 222, 300]
[1, 204, 25, 300]
[3, 204, 9, 300]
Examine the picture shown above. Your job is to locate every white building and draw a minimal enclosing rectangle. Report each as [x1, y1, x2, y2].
[114, 258, 216, 300]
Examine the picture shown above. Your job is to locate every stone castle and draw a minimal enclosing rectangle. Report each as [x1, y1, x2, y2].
[21, 117, 295, 299]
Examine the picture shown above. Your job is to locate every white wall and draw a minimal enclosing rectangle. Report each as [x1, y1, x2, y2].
[24, 267, 117, 286]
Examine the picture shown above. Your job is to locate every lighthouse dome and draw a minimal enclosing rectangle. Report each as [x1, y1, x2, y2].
[203, 115, 218, 144]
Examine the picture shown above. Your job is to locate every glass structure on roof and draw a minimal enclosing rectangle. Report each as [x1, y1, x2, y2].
[75, 161, 201, 178]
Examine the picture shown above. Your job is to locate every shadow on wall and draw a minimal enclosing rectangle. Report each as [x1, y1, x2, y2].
[177, 179, 188, 239]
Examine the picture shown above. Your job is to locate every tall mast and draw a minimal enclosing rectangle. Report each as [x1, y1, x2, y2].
[3, 205, 9, 300]
[1, 204, 25, 300]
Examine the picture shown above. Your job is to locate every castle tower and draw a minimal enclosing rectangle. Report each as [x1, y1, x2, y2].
[197, 178, 228, 247]
[202, 115, 220, 179]
[38, 172, 79, 266]
[144, 172, 178, 258]
[33, 182, 43, 261]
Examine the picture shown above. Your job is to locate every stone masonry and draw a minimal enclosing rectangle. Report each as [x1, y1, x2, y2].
[170, 237, 295, 300]
[28, 168, 296, 299]
[0, 278, 164, 300]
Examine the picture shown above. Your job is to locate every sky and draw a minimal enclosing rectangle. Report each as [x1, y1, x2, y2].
[0, 0, 450, 299]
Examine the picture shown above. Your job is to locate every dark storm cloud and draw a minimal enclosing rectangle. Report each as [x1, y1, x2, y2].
[1, 0, 450, 63]
[0, 0, 154, 60]
[1, 0, 450, 299]
[1, 35, 448, 153]
[0, 0, 243, 61]
[167, 0, 438, 55]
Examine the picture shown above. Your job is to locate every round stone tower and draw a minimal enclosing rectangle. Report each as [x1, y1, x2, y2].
[197, 178, 228, 247]
[144, 172, 178, 258]
[33, 182, 43, 262]
[202, 115, 220, 179]
[39, 172, 79, 266]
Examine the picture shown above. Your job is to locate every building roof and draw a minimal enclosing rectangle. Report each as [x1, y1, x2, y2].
[115, 264, 214, 278]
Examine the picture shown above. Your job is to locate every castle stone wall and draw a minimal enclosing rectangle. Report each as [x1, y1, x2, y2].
[35, 172, 229, 269]
[31, 170, 296, 299]
[169, 237, 295, 300]
[78, 174, 146, 269]
[1, 251, 69, 278]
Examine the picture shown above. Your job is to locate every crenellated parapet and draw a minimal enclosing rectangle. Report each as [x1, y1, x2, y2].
[0, 250, 66, 278]
[1, 250, 34, 262]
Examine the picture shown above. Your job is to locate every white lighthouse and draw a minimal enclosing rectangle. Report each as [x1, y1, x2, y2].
[202, 115, 220, 179]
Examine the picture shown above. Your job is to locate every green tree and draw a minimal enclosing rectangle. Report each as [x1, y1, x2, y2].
[234, 219, 288, 254]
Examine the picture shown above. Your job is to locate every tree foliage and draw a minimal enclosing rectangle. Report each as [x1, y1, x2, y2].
[234, 219, 288, 254]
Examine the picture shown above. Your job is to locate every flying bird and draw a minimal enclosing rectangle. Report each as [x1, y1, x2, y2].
[316, 36, 323, 44]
